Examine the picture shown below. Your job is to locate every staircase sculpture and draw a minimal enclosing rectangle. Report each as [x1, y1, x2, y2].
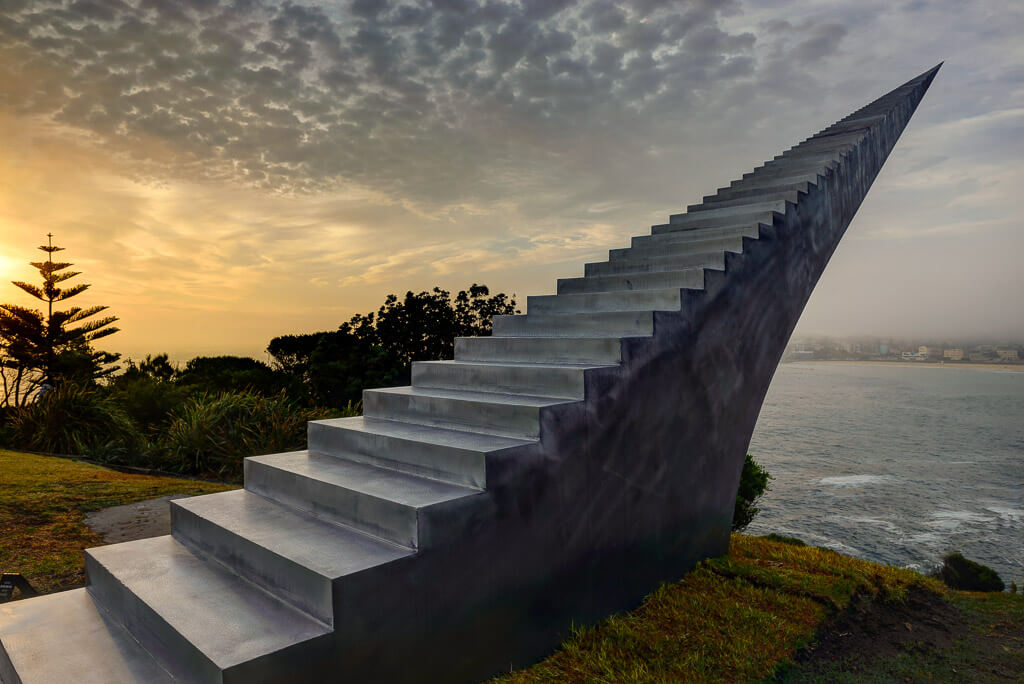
[0, 64, 940, 683]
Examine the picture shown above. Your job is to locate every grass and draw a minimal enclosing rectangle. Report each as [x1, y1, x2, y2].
[0, 449, 235, 593]
[1, 449, 1020, 682]
[497, 535, 945, 683]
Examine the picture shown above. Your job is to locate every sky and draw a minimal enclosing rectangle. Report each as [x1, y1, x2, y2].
[1, 0, 1022, 363]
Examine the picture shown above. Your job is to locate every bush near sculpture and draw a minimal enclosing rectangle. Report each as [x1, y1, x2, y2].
[1, 273, 519, 481]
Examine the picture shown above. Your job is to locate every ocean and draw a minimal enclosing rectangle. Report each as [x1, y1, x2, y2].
[745, 361, 1024, 586]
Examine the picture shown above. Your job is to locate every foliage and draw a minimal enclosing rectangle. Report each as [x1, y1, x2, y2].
[0, 449, 233, 593]
[733, 453, 773, 532]
[4, 383, 143, 461]
[934, 552, 1005, 592]
[0, 237, 119, 405]
[159, 391, 324, 480]
[175, 355, 302, 398]
[268, 283, 519, 407]
[761, 533, 806, 547]
[107, 373, 190, 432]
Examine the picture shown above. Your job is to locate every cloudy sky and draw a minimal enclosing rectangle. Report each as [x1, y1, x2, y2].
[1, 0, 1022, 362]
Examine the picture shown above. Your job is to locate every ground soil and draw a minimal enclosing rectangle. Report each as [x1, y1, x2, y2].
[83, 494, 189, 544]
[776, 586, 1024, 682]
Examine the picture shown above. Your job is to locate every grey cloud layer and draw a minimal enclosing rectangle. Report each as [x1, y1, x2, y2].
[2, 0, 827, 209]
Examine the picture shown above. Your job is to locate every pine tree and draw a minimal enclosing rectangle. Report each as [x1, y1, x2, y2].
[0, 235, 120, 405]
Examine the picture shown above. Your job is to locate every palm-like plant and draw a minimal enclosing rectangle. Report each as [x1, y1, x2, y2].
[0, 235, 119, 405]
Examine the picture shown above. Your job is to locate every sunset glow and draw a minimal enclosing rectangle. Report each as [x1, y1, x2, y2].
[2, 1, 1023, 364]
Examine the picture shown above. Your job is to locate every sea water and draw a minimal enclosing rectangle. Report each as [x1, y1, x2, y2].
[746, 362, 1024, 585]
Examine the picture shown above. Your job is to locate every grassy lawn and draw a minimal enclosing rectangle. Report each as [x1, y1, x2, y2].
[497, 535, 948, 683]
[0, 449, 235, 593]
[2, 449, 1021, 682]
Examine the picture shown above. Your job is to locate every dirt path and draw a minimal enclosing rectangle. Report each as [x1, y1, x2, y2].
[83, 495, 190, 544]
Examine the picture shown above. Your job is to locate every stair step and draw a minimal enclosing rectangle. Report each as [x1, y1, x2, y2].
[811, 115, 886, 139]
[413, 359, 603, 400]
[727, 170, 827, 191]
[773, 142, 856, 161]
[687, 190, 801, 212]
[171, 489, 412, 625]
[585, 251, 726, 277]
[668, 199, 788, 226]
[493, 311, 654, 338]
[455, 335, 622, 366]
[85, 535, 330, 684]
[243, 452, 478, 549]
[706, 181, 813, 204]
[783, 130, 867, 153]
[557, 267, 706, 294]
[653, 211, 777, 235]
[612, 235, 744, 261]
[0, 589, 174, 684]
[633, 223, 761, 248]
[740, 157, 840, 181]
[363, 385, 571, 440]
[307, 415, 532, 488]
[529, 288, 685, 313]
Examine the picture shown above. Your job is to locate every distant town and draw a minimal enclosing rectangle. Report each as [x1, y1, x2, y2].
[783, 338, 1022, 365]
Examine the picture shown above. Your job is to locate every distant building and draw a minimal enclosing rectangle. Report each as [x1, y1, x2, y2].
[918, 345, 942, 358]
[996, 348, 1020, 361]
[879, 344, 889, 355]
[902, 351, 923, 360]
[969, 351, 994, 362]
[943, 348, 964, 361]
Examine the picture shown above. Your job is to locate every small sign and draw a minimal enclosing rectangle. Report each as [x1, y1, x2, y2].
[0, 573, 38, 602]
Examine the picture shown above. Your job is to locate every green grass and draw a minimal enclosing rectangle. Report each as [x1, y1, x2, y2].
[0, 449, 235, 593]
[497, 535, 946, 683]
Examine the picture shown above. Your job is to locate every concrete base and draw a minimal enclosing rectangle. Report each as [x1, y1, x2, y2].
[0, 64, 941, 683]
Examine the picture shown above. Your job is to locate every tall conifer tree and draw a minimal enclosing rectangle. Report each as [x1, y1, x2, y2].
[0, 235, 119, 404]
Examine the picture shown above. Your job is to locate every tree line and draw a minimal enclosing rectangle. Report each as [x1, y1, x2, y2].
[0, 239, 518, 479]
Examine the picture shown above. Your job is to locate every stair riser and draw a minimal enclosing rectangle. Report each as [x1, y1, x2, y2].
[668, 200, 786, 225]
[775, 142, 856, 161]
[728, 171, 824, 191]
[493, 312, 653, 338]
[586, 252, 724, 277]
[557, 268, 704, 294]
[170, 503, 334, 626]
[85, 553, 221, 684]
[785, 132, 865, 152]
[741, 159, 840, 181]
[633, 225, 759, 248]
[612, 235, 743, 260]
[243, 458, 420, 548]
[412, 362, 586, 400]
[706, 182, 811, 204]
[528, 289, 681, 313]
[655, 212, 775, 234]
[687, 190, 800, 212]
[363, 390, 543, 440]
[455, 336, 621, 365]
[755, 151, 847, 172]
[308, 419, 486, 488]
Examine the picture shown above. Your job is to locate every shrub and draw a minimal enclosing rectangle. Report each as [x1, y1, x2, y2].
[760, 533, 806, 547]
[107, 375, 189, 431]
[4, 383, 143, 461]
[732, 453, 773, 532]
[160, 391, 326, 480]
[933, 552, 1004, 592]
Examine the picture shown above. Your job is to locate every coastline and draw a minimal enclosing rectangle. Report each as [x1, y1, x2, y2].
[783, 359, 1024, 373]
